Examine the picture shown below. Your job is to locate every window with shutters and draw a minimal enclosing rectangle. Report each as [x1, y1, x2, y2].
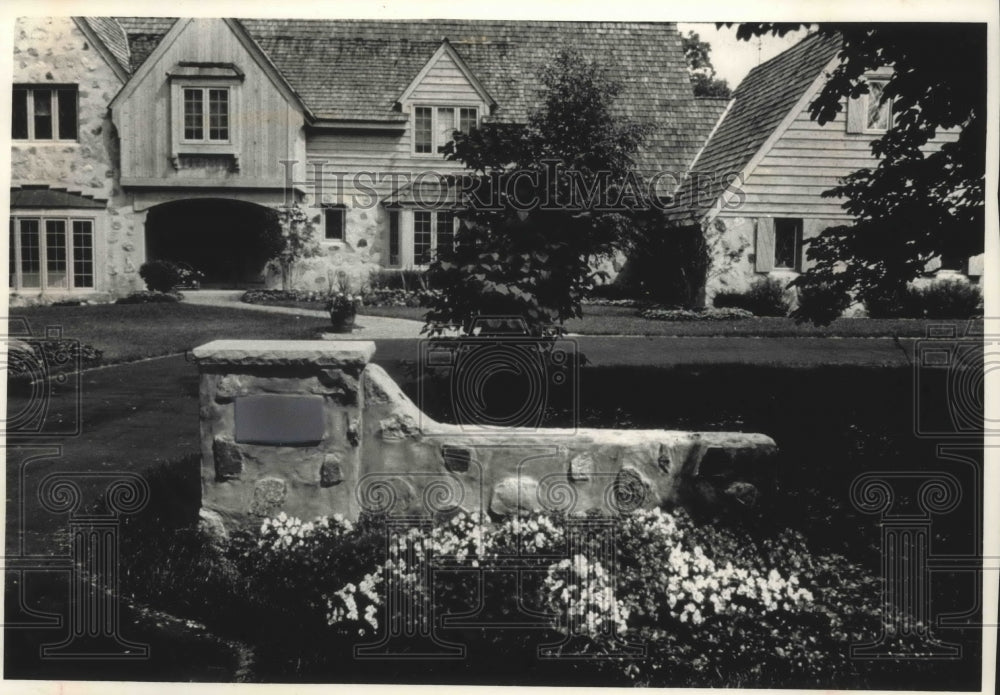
[9, 215, 95, 290]
[412, 105, 478, 155]
[847, 78, 893, 134]
[12, 85, 78, 141]
[773, 218, 803, 271]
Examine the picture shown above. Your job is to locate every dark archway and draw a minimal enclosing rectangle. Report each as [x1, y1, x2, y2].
[145, 199, 282, 288]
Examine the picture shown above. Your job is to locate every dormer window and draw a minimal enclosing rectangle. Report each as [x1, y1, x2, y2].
[413, 105, 478, 155]
[168, 63, 243, 169]
[183, 87, 230, 142]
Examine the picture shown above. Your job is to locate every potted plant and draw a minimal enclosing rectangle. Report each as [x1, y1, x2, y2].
[326, 291, 361, 333]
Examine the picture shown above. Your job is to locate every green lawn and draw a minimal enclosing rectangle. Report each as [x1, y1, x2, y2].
[9, 303, 327, 364]
[362, 302, 974, 338]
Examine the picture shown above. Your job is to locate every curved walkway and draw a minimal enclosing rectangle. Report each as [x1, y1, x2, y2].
[181, 290, 429, 339]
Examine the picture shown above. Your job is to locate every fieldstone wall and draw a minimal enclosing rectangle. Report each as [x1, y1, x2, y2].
[194, 340, 778, 532]
[264, 202, 385, 292]
[11, 17, 145, 302]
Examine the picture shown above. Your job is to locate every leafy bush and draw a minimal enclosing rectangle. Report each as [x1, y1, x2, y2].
[116, 499, 913, 686]
[639, 307, 755, 321]
[864, 280, 982, 319]
[714, 277, 790, 317]
[909, 280, 982, 319]
[5, 338, 103, 377]
[139, 260, 187, 292]
[619, 221, 712, 308]
[116, 290, 183, 304]
[794, 281, 852, 320]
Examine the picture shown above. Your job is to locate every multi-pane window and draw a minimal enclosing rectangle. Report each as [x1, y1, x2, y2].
[324, 206, 346, 241]
[182, 87, 230, 142]
[413, 105, 478, 154]
[12, 85, 78, 141]
[414, 107, 433, 154]
[413, 211, 433, 264]
[9, 216, 95, 290]
[865, 80, 892, 132]
[436, 211, 455, 253]
[773, 218, 803, 270]
[411, 210, 459, 265]
[72, 221, 95, 288]
[388, 210, 401, 267]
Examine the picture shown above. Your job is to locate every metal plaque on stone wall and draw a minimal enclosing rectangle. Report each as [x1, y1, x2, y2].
[234, 394, 325, 445]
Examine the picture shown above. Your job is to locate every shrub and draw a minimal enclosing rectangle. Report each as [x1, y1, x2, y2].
[910, 279, 982, 319]
[714, 277, 790, 317]
[116, 290, 182, 304]
[639, 307, 754, 321]
[864, 280, 982, 319]
[619, 221, 712, 308]
[139, 260, 187, 292]
[794, 281, 852, 319]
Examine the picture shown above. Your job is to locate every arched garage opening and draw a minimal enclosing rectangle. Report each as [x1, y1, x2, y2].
[145, 198, 282, 288]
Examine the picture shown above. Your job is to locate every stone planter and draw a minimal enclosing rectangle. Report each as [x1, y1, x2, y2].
[328, 307, 357, 333]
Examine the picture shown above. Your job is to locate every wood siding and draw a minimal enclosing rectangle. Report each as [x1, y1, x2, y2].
[720, 96, 960, 220]
[304, 47, 489, 203]
[114, 19, 304, 188]
[407, 51, 484, 105]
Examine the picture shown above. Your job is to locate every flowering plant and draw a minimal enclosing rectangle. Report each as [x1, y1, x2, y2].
[325, 291, 362, 316]
[239, 507, 891, 685]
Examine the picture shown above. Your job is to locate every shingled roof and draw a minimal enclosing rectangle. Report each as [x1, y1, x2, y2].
[669, 31, 842, 221]
[79, 18, 132, 75]
[112, 17, 714, 179]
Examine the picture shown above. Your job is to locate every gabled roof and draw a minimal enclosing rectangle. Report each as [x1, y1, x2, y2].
[397, 39, 496, 110]
[669, 32, 842, 222]
[109, 18, 311, 119]
[112, 18, 707, 178]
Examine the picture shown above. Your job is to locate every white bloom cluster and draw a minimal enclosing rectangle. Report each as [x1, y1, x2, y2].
[257, 512, 354, 553]
[260, 507, 817, 640]
[491, 513, 566, 556]
[544, 553, 629, 636]
[622, 508, 814, 625]
[325, 569, 383, 632]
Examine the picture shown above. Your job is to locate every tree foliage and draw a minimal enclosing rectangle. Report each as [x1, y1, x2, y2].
[731, 24, 986, 323]
[424, 50, 652, 336]
[682, 31, 732, 98]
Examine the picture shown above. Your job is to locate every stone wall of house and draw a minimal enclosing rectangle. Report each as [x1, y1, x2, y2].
[264, 200, 386, 292]
[11, 17, 145, 301]
[704, 216, 757, 304]
[194, 340, 778, 533]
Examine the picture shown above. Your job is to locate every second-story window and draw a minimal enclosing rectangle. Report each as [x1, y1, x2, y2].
[864, 80, 892, 132]
[183, 87, 230, 142]
[12, 85, 78, 141]
[413, 105, 478, 154]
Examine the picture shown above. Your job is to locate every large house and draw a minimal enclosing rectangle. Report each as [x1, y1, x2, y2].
[8, 16, 722, 303]
[667, 31, 983, 304]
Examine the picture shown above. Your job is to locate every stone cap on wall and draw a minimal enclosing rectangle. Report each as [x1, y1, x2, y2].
[192, 340, 376, 368]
